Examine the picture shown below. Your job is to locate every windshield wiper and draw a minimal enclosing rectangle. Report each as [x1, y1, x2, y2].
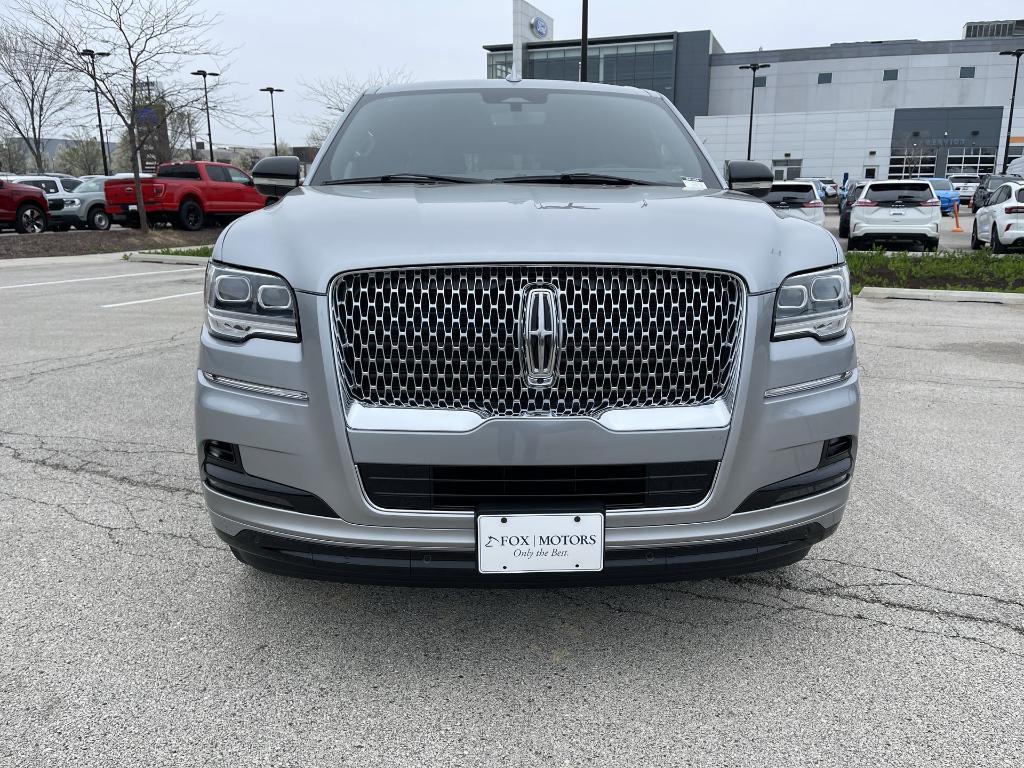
[493, 172, 658, 186]
[321, 173, 486, 185]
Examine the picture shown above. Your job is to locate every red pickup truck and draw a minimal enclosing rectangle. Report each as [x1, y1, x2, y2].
[105, 161, 266, 230]
[0, 178, 49, 233]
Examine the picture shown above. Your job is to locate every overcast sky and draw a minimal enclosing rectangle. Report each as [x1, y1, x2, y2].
[199, 0, 1016, 146]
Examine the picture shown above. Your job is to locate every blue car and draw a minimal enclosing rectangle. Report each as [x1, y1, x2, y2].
[923, 178, 961, 215]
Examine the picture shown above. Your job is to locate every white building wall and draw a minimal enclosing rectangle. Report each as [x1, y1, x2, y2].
[707, 51, 1020, 116]
[699, 49, 1024, 180]
[695, 110, 896, 181]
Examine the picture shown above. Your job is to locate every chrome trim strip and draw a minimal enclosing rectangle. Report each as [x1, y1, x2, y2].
[345, 398, 732, 433]
[202, 371, 309, 401]
[764, 370, 853, 399]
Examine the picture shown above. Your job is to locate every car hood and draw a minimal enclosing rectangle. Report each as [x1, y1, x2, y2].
[216, 184, 842, 294]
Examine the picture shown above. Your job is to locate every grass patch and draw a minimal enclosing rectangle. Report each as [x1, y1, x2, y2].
[847, 248, 1024, 294]
[140, 245, 214, 258]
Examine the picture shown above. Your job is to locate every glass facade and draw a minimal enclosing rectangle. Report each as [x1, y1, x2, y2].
[486, 40, 675, 99]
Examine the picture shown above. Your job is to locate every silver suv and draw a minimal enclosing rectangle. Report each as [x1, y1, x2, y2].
[196, 80, 859, 584]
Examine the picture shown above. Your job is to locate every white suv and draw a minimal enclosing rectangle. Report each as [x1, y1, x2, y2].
[972, 180, 1024, 252]
[848, 180, 941, 251]
[765, 181, 825, 226]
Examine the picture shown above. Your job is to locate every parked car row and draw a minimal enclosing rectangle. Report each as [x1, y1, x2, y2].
[0, 161, 267, 234]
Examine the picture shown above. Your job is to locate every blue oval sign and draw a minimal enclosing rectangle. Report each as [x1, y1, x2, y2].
[531, 16, 548, 38]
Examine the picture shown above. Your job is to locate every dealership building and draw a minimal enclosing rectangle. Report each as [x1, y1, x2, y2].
[484, 19, 1024, 181]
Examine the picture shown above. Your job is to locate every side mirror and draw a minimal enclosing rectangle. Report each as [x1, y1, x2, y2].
[251, 155, 301, 198]
[725, 160, 774, 198]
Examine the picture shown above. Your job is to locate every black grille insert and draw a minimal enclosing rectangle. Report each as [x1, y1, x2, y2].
[359, 462, 719, 511]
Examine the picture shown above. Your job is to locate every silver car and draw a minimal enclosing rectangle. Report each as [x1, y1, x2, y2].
[196, 80, 859, 584]
[52, 176, 112, 230]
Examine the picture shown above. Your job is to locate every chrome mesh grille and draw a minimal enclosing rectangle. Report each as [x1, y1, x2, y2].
[331, 265, 744, 417]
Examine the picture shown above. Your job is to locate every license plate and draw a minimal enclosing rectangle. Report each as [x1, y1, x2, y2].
[477, 512, 604, 574]
[127, 204, 137, 212]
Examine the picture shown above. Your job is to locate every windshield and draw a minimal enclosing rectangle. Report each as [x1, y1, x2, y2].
[313, 87, 719, 187]
[928, 179, 952, 190]
[764, 184, 816, 204]
[948, 175, 978, 183]
[75, 179, 104, 193]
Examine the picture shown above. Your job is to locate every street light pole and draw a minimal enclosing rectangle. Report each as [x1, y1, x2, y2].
[579, 0, 589, 82]
[259, 87, 284, 154]
[79, 48, 111, 176]
[739, 62, 770, 161]
[999, 48, 1024, 173]
[190, 69, 219, 162]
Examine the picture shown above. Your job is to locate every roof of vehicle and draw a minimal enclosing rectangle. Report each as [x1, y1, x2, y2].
[373, 78, 656, 99]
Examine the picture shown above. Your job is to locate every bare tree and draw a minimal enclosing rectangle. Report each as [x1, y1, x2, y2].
[17, 0, 228, 233]
[299, 66, 412, 147]
[55, 124, 103, 175]
[0, 20, 81, 171]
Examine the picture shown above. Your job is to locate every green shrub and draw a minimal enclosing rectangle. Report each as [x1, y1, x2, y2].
[846, 249, 1024, 293]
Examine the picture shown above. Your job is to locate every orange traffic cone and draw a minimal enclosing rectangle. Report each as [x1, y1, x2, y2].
[951, 202, 963, 233]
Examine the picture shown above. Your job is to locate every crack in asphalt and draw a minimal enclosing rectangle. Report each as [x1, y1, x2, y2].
[0, 331, 194, 386]
[0, 429, 200, 498]
[3, 488, 220, 553]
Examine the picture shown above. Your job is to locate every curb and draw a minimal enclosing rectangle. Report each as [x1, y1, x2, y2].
[859, 286, 1024, 305]
[124, 253, 210, 266]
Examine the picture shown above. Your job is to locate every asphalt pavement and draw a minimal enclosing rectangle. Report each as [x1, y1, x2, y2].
[1, 254, 1022, 767]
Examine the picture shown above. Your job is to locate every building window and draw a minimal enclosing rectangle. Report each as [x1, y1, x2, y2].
[883, 69, 899, 82]
[864, 167, 877, 179]
[753, 75, 766, 88]
[959, 66, 975, 79]
[817, 72, 832, 85]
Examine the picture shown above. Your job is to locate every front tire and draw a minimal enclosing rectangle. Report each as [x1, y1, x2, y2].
[992, 224, 1007, 254]
[15, 203, 45, 234]
[178, 199, 205, 231]
[88, 206, 111, 231]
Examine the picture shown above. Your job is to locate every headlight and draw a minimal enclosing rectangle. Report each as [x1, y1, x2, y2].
[204, 262, 299, 342]
[64, 198, 81, 208]
[773, 265, 851, 341]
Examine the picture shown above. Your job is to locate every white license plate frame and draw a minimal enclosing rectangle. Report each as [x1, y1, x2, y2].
[476, 512, 604, 575]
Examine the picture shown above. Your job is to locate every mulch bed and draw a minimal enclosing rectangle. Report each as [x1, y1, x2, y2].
[0, 227, 220, 260]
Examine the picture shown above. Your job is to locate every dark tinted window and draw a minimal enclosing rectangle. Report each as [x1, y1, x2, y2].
[157, 163, 201, 179]
[817, 72, 832, 84]
[23, 179, 59, 194]
[205, 165, 231, 182]
[959, 66, 975, 79]
[882, 69, 899, 81]
[315, 88, 720, 187]
[986, 175, 1014, 189]
[1017, 188, 1024, 203]
[764, 184, 816, 204]
[62, 179, 82, 191]
[864, 182, 932, 203]
[849, 184, 866, 201]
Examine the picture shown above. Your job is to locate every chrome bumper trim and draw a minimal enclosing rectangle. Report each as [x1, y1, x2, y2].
[345, 398, 732, 433]
[202, 371, 309, 401]
[764, 370, 853, 399]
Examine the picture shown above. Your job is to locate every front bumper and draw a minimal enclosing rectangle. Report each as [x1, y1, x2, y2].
[217, 517, 840, 585]
[197, 289, 859, 578]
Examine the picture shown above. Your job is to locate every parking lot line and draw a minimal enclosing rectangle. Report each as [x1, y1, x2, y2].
[0, 267, 204, 291]
[101, 291, 203, 309]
